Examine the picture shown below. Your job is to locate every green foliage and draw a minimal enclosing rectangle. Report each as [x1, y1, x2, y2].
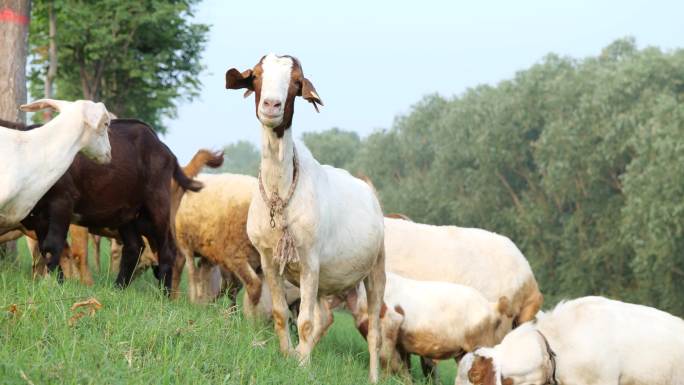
[0, 239, 456, 384]
[28, 0, 209, 132]
[211, 141, 260, 176]
[311, 38, 684, 316]
[302, 128, 361, 169]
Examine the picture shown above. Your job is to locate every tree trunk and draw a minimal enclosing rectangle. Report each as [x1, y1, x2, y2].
[0, 0, 31, 258]
[42, 0, 55, 120]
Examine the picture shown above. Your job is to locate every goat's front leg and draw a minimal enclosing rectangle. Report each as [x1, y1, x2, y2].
[42, 199, 73, 276]
[295, 256, 320, 365]
[260, 248, 294, 355]
[297, 256, 322, 365]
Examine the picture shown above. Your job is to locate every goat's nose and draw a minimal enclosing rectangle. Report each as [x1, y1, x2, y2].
[263, 98, 282, 109]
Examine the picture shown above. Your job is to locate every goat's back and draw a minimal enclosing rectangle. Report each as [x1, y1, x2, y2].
[535, 297, 684, 384]
[40, 119, 181, 227]
[175, 173, 258, 267]
[384, 217, 539, 322]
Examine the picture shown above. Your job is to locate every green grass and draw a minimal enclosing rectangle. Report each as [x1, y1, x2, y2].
[0, 238, 457, 384]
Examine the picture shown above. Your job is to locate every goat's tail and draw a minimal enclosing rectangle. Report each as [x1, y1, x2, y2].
[182, 149, 224, 179]
[173, 160, 203, 192]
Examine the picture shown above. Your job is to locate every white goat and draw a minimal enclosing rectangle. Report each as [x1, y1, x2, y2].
[0, 99, 111, 232]
[226, 54, 386, 382]
[458, 296, 684, 385]
[385, 217, 543, 328]
[347, 272, 514, 378]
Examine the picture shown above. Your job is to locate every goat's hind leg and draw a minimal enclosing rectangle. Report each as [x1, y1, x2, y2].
[115, 223, 144, 288]
[365, 245, 387, 384]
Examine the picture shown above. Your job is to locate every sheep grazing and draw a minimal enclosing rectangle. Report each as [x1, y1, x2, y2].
[174, 173, 262, 305]
[459, 296, 684, 385]
[385, 217, 543, 328]
[0, 99, 111, 233]
[346, 272, 513, 382]
[226, 54, 386, 382]
[21, 119, 201, 294]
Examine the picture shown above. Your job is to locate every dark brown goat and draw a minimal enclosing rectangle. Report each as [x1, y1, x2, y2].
[21, 119, 201, 293]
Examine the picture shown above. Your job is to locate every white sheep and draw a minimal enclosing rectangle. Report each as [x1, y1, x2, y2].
[385, 217, 543, 328]
[458, 296, 684, 385]
[226, 54, 386, 382]
[0, 99, 111, 232]
[347, 272, 513, 380]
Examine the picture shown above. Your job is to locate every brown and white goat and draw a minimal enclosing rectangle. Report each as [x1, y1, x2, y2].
[347, 272, 513, 382]
[226, 54, 386, 382]
[385, 217, 543, 329]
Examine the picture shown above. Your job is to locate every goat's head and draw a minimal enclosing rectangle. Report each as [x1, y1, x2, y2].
[466, 326, 555, 385]
[225, 54, 323, 138]
[21, 99, 112, 164]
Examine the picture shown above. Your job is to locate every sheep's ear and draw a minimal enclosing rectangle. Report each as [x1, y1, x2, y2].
[299, 77, 323, 112]
[83, 102, 107, 130]
[468, 356, 498, 385]
[225, 68, 254, 94]
[20, 98, 67, 112]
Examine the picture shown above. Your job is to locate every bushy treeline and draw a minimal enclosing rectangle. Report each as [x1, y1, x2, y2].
[302, 38, 684, 315]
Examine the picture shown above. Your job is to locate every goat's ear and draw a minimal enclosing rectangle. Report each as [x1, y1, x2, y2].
[299, 78, 323, 112]
[20, 98, 67, 112]
[225, 68, 254, 93]
[83, 102, 107, 130]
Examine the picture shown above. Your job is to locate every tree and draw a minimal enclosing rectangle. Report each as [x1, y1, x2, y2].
[344, 38, 684, 315]
[0, 0, 31, 257]
[302, 128, 361, 169]
[212, 141, 261, 176]
[28, 0, 208, 132]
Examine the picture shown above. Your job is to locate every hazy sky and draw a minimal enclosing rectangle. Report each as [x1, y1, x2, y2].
[163, 0, 684, 163]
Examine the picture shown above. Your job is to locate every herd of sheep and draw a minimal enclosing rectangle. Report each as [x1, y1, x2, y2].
[1, 53, 684, 385]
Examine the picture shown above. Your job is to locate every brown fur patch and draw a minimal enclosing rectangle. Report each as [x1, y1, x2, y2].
[468, 356, 497, 385]
[399, 329, 463, 360]
[358, 319, 369, 339]
[385, 213, 413, 221]
[463, 316, 499, 351]
[299, 320, 313, 343]
[515, 277, 544, 326]
[380, 303, 388, 318]
[394, 305, 405, 316]
[502, 377, 513, 385]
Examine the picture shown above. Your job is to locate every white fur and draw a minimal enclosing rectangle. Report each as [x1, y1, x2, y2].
[258, 55, 293, 131]
[348, 272, 511, 374]
[0, 99, 111, 232]
[458, 296, 684, 385]
[385, 217, 541, 326]
[242, 54, 385, 382]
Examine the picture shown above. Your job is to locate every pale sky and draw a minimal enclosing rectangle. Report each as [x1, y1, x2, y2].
[163, 0, 684, 163]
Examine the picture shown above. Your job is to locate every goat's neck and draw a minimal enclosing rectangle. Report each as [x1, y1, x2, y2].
[25, 109, 86, 182]
[259, 126, 295, 198]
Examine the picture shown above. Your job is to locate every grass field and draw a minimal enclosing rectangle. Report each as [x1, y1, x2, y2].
[0, 238, 458, 384]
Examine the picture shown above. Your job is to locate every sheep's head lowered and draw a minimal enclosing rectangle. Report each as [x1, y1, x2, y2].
[225, 54, 323, 138]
